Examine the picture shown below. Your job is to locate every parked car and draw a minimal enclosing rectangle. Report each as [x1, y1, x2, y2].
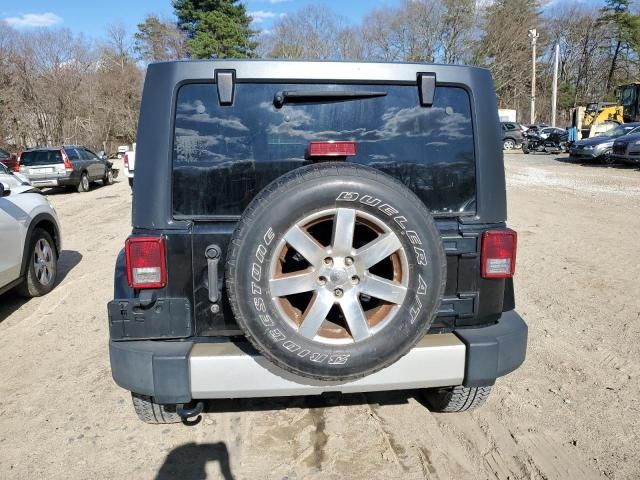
[0, 175, 61, 297]
[0, 147, 19, 171]
[570, 122, 640, 164]
[123, 142, 135, 188]
[611, 131, 640, 165]
[107, 60, 527, 424]
[0, 161, 30, 185]
[19, 146, 117, 192]
[501, 122, 525, 150]
[116, 145, 129, 159]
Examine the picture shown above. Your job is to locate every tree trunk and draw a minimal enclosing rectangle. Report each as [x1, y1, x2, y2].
[606, 40, 621, 93]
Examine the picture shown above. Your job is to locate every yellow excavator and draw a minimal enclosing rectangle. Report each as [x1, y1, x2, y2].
[572, 83, 640, 139]
[580, 102, 623, 137]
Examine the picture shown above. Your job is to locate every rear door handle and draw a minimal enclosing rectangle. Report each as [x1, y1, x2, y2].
[206, 245, 222, 303]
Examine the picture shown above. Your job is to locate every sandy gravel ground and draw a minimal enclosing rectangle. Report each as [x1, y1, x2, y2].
[1, 155, 639, 479]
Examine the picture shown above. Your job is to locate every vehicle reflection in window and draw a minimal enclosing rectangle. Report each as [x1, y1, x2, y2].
[173, 83, 476, 217]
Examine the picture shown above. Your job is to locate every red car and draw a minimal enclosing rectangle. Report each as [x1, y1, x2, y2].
[0, 147, 19, 171]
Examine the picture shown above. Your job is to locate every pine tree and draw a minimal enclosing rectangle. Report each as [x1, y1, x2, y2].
[597, 0, 640, 92]
[173, 0, 257, 59]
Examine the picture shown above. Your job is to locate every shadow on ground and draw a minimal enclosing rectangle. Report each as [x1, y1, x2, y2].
[40, 179, 121, 196]
[155, 442, 234, 480]
[157, 391, 428, 479]
[0, 249, 82, 323]
[199, 389, 418, 416]
[554, 156, 639, 169]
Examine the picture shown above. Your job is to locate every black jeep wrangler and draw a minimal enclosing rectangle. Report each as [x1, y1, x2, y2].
[108, 60, 527, 424]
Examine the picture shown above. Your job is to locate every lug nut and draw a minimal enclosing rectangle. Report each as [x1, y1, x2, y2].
[351, 275, 360, 285]
[324, 257, 333, 265]
[345, 257, 354, 266]
[334, 288, 344, 297]
[318, 276, 327, 286]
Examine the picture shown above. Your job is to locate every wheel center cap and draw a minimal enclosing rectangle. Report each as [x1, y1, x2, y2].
[329, 268, 348, 285]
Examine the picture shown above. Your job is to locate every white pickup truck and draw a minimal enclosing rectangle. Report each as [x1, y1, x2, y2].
[123, 143, 135, 188]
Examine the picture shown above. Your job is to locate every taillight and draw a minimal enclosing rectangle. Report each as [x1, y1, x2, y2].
[308, 141, 357, 158]
[61, 149, 73, 171]
[123, 153, 129, 167]
[481, 229, 517, 278]
[125, 236, 167, 289]
[14, 153, 21, 172]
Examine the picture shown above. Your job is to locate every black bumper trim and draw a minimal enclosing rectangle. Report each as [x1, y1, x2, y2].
[454, 310, 527, 387]
[109, 340, 193, 404]
[109, 311, 527, 403]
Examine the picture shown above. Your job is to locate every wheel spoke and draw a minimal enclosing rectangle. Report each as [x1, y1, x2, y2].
[42, 243, 51, 262]
[355, 232, 402, 269]
[360, 273, 407, 305]
[340, 291, 370, 341]
[298, 289, 334, 339]
[331, 208, 356, 254]
[284, 225, 325, 266]
[269, 270, 318, 297]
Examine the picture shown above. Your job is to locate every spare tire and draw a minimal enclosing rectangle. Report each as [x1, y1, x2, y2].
[226, 163, 446, 381]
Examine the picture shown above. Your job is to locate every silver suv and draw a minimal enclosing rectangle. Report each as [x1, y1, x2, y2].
[19, 146, 116, 193]
[0, 166, 61, 297]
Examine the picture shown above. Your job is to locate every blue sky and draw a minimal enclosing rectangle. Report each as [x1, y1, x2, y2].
[0, 0, 401, 39]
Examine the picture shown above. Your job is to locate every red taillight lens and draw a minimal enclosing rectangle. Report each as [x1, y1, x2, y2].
[14, 153, 21, 172]
[125, 236, 167, 289]
[308, 141, 357, 157]
[123, 153, 129, 167]
[481, 229, 517, 278]
[61, 149, 73, 171]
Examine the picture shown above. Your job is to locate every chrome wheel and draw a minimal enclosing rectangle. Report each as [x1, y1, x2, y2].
[269, 208, 409, 345]
[503, 139, 516, 150]
[82, 174, 89, 191]
[33, 238, 54, 286]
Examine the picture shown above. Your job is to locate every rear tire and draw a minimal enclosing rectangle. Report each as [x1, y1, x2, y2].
[16, 228, 57, 297]
[77, 172, 89, 193]
[103, 168, 114, 185]
[522, 144, 529, 154]
[422, 385, 492, 413]
[131, 393, 182, 424]
[128, 177, 133, 189]
[503, 139, 516, 150]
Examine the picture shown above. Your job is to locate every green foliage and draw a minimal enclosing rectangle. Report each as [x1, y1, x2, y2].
[558, 83, 576, 111]
[134, 15, 186, 62]
[173, 0, 257, 58]
[598, 0, 640, 49]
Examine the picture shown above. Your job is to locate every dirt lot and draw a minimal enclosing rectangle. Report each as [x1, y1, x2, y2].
[1, 155, 639, 479]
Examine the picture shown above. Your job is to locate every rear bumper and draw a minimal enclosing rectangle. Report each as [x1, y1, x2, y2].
[109, 311, 527, 404]
[28, 171, 78, 187]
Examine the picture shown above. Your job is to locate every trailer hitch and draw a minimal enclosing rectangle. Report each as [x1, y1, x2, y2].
[176, 401, 204, 421]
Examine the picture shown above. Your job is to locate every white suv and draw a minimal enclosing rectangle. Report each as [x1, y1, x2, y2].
[0, 164, 61, 297]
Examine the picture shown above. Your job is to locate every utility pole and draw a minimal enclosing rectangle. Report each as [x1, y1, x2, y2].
[551, 43, 559, 127]
[528, 28, 539, 124]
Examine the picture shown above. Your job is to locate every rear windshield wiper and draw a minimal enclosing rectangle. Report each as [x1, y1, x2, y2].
[273, 90, 387, 108]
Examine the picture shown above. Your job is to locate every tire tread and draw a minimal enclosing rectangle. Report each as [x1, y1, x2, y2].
[131, 393, 182, 424]
[423, 385, 492, 412]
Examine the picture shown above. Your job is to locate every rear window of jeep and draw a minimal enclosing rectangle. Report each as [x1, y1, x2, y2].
[172, 83, 476, 217]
